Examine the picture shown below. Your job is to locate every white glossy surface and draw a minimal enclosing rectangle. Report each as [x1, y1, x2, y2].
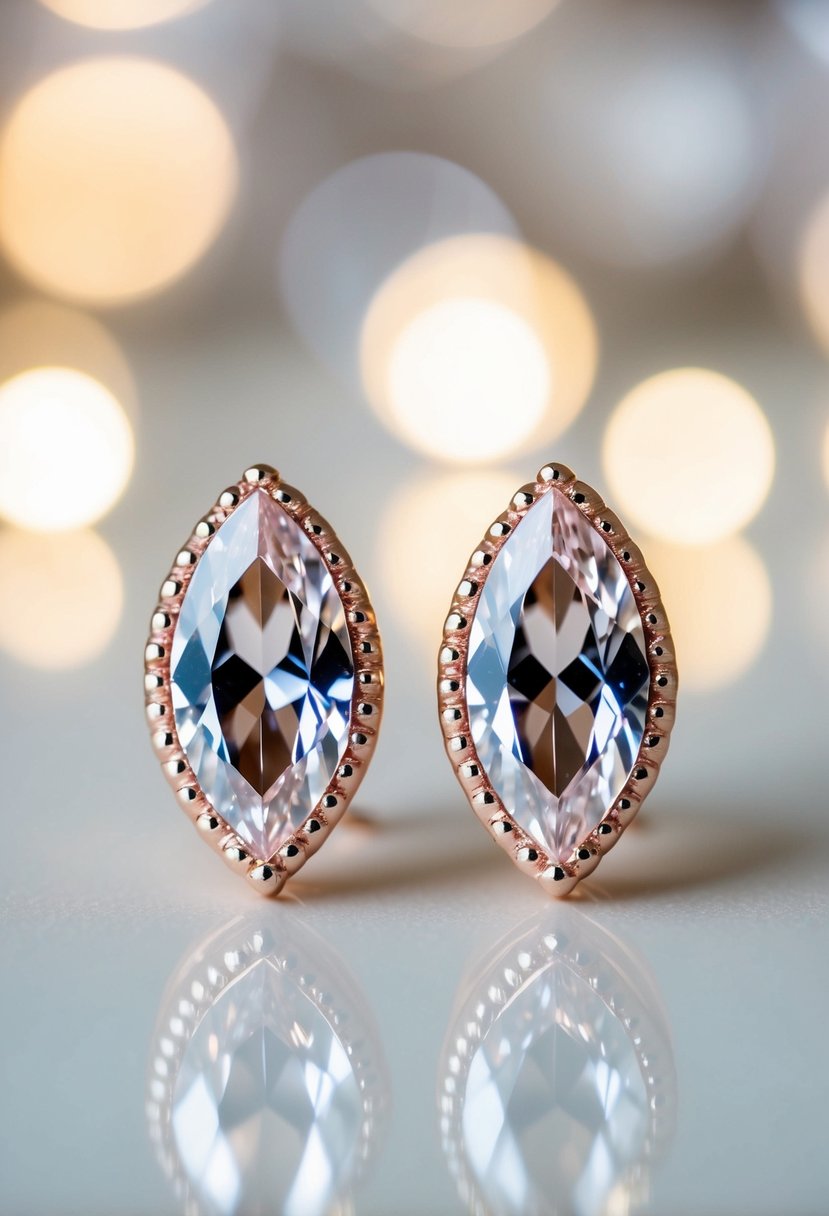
[1, 1, 828, 1211]
[0, 320, 826, 1216]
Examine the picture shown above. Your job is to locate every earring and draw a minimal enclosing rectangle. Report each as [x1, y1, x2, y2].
[437, 462, 676, 895]
[145, 464, 383, 895]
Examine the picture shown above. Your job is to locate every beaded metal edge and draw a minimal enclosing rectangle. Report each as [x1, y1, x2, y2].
[144, 463, 384, 896]
[437, 462, 677, 896]
[146, 916, 388, 1212]
[437, 910, 677, 1214]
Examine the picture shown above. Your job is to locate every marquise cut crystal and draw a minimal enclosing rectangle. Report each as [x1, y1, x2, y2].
[171, 489, 354, 860]
[466, 490, 649, 861]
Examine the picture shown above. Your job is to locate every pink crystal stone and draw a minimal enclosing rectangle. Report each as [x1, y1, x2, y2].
[171, 490, 354, 860]
[465, 490, 649, 861]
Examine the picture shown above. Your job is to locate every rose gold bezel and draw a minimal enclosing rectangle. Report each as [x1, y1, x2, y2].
[437, 462, 677, 896]
[144, 463, 384, 896]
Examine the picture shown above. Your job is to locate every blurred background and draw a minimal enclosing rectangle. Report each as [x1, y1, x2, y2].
[0, 1, 827, 1214]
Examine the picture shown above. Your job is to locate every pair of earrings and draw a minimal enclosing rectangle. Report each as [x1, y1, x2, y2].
[145, 462, 676, 896]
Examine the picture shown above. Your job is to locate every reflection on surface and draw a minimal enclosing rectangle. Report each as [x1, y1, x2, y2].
[440, 908, 676, 1216]
[360, 234, 597, 463]
[0, 59, 236, 305]
[148, 915, 387, 1216]
[0, 528, 123, 670]
[602, 368, 775, 546]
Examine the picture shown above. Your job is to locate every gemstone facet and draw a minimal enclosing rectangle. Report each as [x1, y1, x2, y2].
[171, 489, 354, 860]
[171, 956, 362, 1216]
[466, 489, 649, 861]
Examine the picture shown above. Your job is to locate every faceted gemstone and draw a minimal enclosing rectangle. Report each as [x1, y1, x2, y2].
[466, 490, 649, 861]
[461, 958, 649, 1216]
[171, 956, 362, 1216]
[171, 489, 354, 859]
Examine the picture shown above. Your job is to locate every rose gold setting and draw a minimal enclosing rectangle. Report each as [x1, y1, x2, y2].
[437, 462, 677, 896]
[144, 463, 384, 896]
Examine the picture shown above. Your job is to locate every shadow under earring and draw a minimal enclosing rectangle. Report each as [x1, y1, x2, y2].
[145, 464, 383, 895]
[437, 462, 676, 896]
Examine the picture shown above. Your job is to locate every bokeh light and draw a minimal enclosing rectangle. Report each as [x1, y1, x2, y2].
[0, 299, 137, 422]
[376, 468, 518, 653]
[603, 369, 775, 545]
[277, 0, 555, 88]
[386, 298, 549, 462]
[647, 537, 772, 692]
[367, 0, 559, 51]
[0, 528, 123, 670]
[0, 368, 134, 532]
[36, 0, 212, 29]
[511, 3, 759, 268]
[775, 0, 829, 65]
[360, 234, 597, 463]
[278, 153, 518, 382]
[809, 534, 829, 663]
[0, 58, 237, 305]
[798, 192, 829, 354]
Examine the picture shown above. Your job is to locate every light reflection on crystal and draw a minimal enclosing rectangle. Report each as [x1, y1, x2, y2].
[148, 915, 386, 1216]
[440, 908, 676, 1216]
[466, 490, 649, 861]
[171, 489, 354, 860]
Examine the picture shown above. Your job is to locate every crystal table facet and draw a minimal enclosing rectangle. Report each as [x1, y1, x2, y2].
[170, 489, 354, 860]
[466, 490, 649, 861]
